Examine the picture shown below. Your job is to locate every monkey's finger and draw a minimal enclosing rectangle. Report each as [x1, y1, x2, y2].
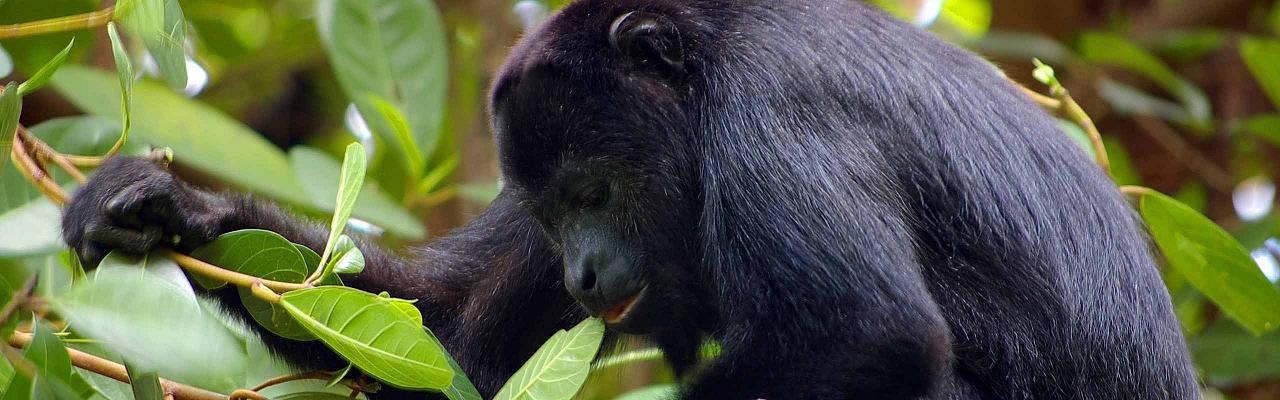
[84, 224, 163, 255]
[104, 181, 150, 228]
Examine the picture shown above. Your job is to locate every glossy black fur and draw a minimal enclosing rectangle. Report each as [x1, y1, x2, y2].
[62, 0, 1198, 399]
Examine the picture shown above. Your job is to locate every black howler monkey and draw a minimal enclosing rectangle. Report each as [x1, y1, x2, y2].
[62, 0, 1198, 399]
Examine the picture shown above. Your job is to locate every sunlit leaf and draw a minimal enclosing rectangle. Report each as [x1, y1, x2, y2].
[52, 268, 247, 392]
[492, 318, 605, 400]
[51, 65, 312, 206]
[1240, 37, 1280, 110]
[1139, 190, 1280, 335]
[289, 146, 425, 239]
[278, 286, 454, 390]
[316, 0, 449, 172]
[16, 38, 73, 96]
[316, 143, 367, 280]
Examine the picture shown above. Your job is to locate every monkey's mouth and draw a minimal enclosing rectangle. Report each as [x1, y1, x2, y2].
[602, 287, 647, 324]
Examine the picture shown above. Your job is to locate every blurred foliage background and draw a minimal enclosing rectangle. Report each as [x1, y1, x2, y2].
[4, 0, 1280, 399]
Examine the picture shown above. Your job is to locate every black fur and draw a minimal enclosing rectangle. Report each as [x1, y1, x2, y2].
[62, 1, 1198, 399]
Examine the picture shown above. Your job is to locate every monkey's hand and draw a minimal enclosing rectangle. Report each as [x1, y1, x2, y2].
[62, 157, 232, 267]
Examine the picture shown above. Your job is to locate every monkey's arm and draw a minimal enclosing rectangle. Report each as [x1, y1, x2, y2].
[62, 157, 581, 397]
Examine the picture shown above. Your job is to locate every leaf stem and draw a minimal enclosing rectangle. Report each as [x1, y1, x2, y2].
[249, 371, 339, 391]
[165, 251, 310, 294]
[248, 281, 285, 303]
[1017, 81, 1112, 176]
[8, 331, 229, 400]
[1120, 185, 1156, 196]
[0, 8, 114, 39]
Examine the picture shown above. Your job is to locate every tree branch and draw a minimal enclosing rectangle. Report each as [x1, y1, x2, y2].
[0, 8, 113, 39]
[8, 332, 236, 400]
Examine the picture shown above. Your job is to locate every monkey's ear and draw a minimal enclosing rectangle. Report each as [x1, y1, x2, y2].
[609, 11, 685, 72]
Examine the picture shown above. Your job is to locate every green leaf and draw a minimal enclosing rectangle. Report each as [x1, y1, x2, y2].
[278, 286, 454, 390]
[325, 363, 352, 388]
[26, 321, 99, 399]
[1151, 29, 1224, 61]
[190, 229, 338, 340]
[52, 268, 248, 392]
[369, 96, 424, 179]
[0, 197, 61, 257]
[97, 251, 198, 305]
[316, 0, 449, 172]
[0, 82, 20, 173]
[50, 65, 312, 206]
[1191, 320, 1280, 384]
[1139, 190, 1280, 335]
[492, 318, 605, 400]
[16, 38, 73, 97]
[316, 143, 367, 280]
[1240, 37, 1280, 110]
[114, 0, 187, 90]
[616, 384, 679, 400]
[107, 23, 134, 141]
[289, 146, 425, 239]
[1241, 114, 1280, 148]
[1078, 32, 1212, 131]
[441, 348, 482, 400]
[328, 235, 365, 275]
[123, 359, 163, 400]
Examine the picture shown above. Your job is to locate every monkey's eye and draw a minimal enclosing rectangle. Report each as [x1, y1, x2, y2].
[575, 183, 611, 210]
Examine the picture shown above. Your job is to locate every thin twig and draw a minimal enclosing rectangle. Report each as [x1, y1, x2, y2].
[8, 332, 228, 400]
[19, 126, 86, 183]
[249, 371, 337, 392]
[228, 389, 270, 400]
[1019, 85, 1063, 109]
[1057, 95, 1112, 175]
[0, 276, 38, 327]
[0, 8, 113, 39]
[166, 251, 311, 294]
[10, 133, 68, 204]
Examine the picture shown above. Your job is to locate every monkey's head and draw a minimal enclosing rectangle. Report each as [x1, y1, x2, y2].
[489, 2, 712, 335]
